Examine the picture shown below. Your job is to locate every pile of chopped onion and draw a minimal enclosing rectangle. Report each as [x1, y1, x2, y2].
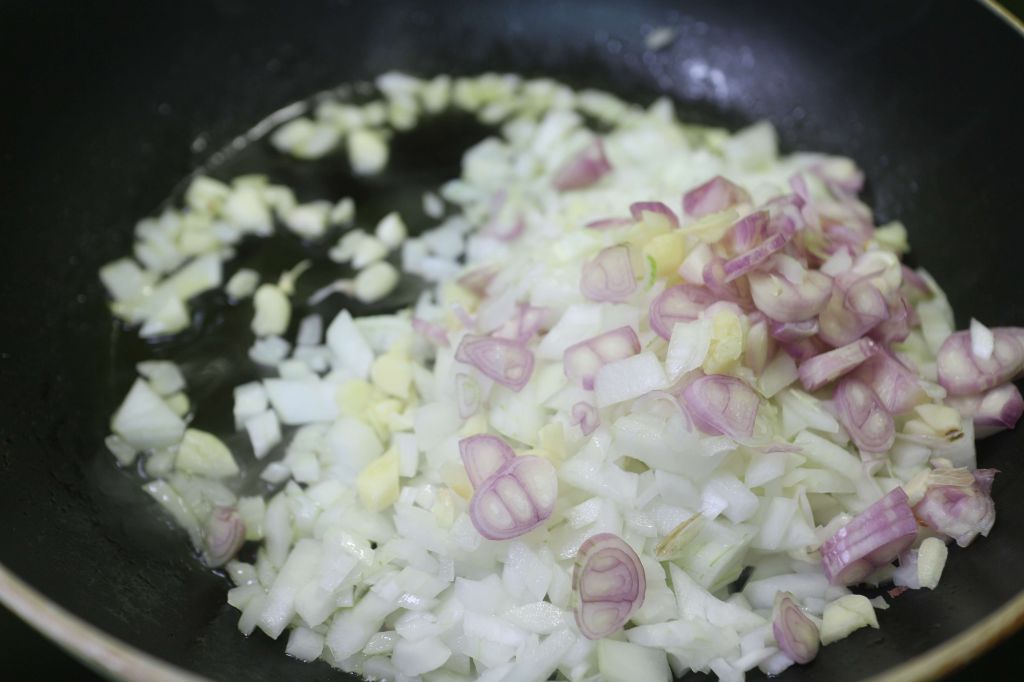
[100, 71, 1017, 681]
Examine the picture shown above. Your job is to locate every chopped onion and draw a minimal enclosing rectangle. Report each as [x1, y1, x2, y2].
[853, 349, 927, 415]
[455, 335, 535, 391]
[563, 326, 641, 390]
[492, 303, 549, 344]
[573, 533, 646, 639]
[457, 266, 498, 297]
[411, 317, 450, 347]
[455, 373, 482, 418]
[820, 488, 918, 585]
[726, 211, 768, 252]
[723, 231, 790, 282]
[552, 138, 611, 191]
[833, 377, 894, 452]
[748, 260, 831, 323]
[468, 456, 558, 540]
[682, 176, 750, 219]
[770, 319, 818, 343]
[459, 434, 516, 488]
[629, 201, 679, 229]
[797, 338, 877, 391]
[772, 592, 819, 665]
[680, 375, 761, 439]
[580, 244, 636, 302]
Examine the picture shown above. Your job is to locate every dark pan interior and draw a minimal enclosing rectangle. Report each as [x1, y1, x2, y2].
[1, 1, 1023, 680]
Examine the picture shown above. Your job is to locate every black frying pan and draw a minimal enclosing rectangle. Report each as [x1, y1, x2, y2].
[1, 1, 1023, 680]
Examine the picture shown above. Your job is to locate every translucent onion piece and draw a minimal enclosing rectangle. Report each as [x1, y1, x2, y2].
[914, 469, 997, 547]
[455, 373, 481, 419]
[772, 592, 820, 665]
[936, 328, 1024, 396]
[748, 265, 832, 323]
[680, 375, 761, 439]
[411, 317, 449, 347]
[797, 338, 878, 391]
[770, 319, 819, 343]
[491, 303, 549, 345]
[629, 201, 679, 229]
[553, 138, 612, 191]
[468, 455, 558, 540]
[682, 175, 751, 219]
[948, 383, 1024, 438]
[203, 507, 246, 567]
[869, 294, 913, 345]
[571, 401, 600, 436]
[820, 488, 918, 585]
[585, 216, 633, 230]
[744, 315, 773, 375]
[455, 335, 535, 391]
[833, 376, 894, 452]
[818, 275, 889, 347]
[459, 434, 516, 488]
[580, 244, 636, 302]
[648, 284, 716, 340]
[572, 533, 646, 639]
[456, 266, 498, 297]
[563, 326, 641, 390]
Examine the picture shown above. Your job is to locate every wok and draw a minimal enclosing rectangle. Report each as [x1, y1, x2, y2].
[1, 0, 1023, 680]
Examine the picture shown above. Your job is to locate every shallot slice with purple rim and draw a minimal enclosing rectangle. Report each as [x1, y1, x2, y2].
[820, 487, 918, 585]
[818, 274, 889, 347]
[468, 455, 558, 540]
[563, 326, 641, 390]
[683, 175, 750, 219]
[680, 374, 761, 439]
[629, 201, 679, 229]
[571, 401, 600, 436]
[552, 138, 612, 191]
[491, 303, 549, 344]
[457, 266, 498, 297]
[748, 258, 832, 323]
[770, 319, 819, 343]
[648, 284, 717, 340]
[455, 334, 535, 391]
[797, 337, 878, 391]
[203, 507, 246, 567]
[412, 317, 449, 348]
[459, 434, 515, 488]
[580, 244, 636, 302]
[772, 592, 820, 665]
[572, 533, 646, 640]
[455, 372, 482, 419]
[914, 468, 998, 547]
[726, 210, 769, 252]
[833, 376, 894, 452]
[947, 383, 1024, 437]
[853, 348, 927, 415]
[936, 328, 1024, 396]
[723, 231, 791, 282]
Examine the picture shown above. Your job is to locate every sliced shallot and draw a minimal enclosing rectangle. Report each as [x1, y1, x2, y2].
[680, 375, 761, 439]
[455, 334, 535, 391]
[580, 244, 636, 302]
[772, 592, 820, 665]
[947, 383, 1024, 438]
[853, 349, 927, 415]
[683, 175, 750, 219]
[723, 231, 790, 282]
[748, 260, 832, 323]
[571, 401, 600, 436]
[797, 338, 877, 392]
[629, 201, 679, 229]
[468, 455, 558, 540]
[914, 468, 998, 547]
[457, 266, 498, 297]
[459, 434, 516, 488]
[573, 533, 646, 639]
[648, 284, 716, 340]
[203, 507, 246, 567]
[563, 326, 641, 390]
[412, 317, 450, 348]
[455, 373, 482, 419]
[820, 487, 918, 585]
[491, 303, 549, 344]
[553, 138, 612, 191]
[936, 328, 1024, 396]
[833, 376, 894, 452]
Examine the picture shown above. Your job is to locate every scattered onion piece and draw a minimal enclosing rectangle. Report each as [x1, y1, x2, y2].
[572, 533, 646, 640]
[820, 487, 918, 585]
[553, 138, 612, 191]
[682, 175, 750, 219]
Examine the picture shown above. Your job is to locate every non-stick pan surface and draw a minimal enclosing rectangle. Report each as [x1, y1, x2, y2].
[1, 1, 1023, 680]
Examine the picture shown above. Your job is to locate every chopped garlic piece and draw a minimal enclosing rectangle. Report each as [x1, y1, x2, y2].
[185, 176, 231, 215]
[354, 262, 400, 303]
[375, 212, 408, 248]
[821, 595, 879, 645]
[329, 197, 355, 225]
[252, 284, 291, 337]
[246, 409, 282, 459]
[136, 360, 186, 396]
[139, 295, 190, 338]
[371, 350, 413, 399]
[347, 128, 389, 175]
[917, 537, 949, 590]
[352, 236, 389, 269]
[175, 429, 239, 479]
[284, 201, 331, 239]
[226, 268, 260, 300]
[356, 451, 400, 512]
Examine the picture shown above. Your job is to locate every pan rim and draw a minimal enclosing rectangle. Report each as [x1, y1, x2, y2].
[2, 2, 1023, 680]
